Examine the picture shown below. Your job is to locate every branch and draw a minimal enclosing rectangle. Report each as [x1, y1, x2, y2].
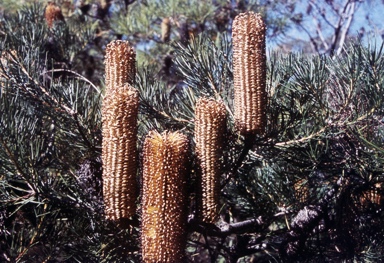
[0, 136, 37, 194]
[5, 54, 99, 151]
[334, 1, 356, 56]
[280, 176, 343, 260]
[275, 102, 379, 147]
[329, 0, 356, 57]
[9, 51, 77, 117]
[222, 134, 256, 188]
[73, 113, 95, 151]
[275, 126, 328, 147]
[41, 69, 101, 95]
[309, 0, 337, 29]
[187, 216, 264, 238]
[188, 176, 342, 260]
[140, 101, 193, 125]
[314, 17, 329, 50]
[295, 21, 321, 54]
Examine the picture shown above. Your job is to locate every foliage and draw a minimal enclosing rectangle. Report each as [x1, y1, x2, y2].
[1, 1, 384, 263]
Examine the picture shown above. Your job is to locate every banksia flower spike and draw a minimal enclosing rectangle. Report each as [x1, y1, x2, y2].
[360, 182, 382, 207]
[142, 130, 189, 263]
[102, 84, 139, 220]
[232, 12, 267, 135]
[195, 98, 227, 223]
[161, 17, 171, 42]
[45, 1, 65, 28]
[294, 179, 309, 203]
[105, 40, 136, 95]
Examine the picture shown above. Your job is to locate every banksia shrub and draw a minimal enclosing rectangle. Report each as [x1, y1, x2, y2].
[195, 97, 227, 223]
[142, 130, 189, 263]
[102, 84, 139, 220]
[232, 11, 267, 135]
[105, 40, 136, 94]
[44, 1, 65, 28]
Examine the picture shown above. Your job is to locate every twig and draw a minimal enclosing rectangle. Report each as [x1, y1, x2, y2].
[222, 134, 256, 188]
[280, 176, 343, 259]
[330, 0, 356, 57]
[41, 68, 101, 95]
[187, 216, 264, 238]
[0, 136, 37, 194]
[275, 126, 328, 147]
[9, 53, 98, 151]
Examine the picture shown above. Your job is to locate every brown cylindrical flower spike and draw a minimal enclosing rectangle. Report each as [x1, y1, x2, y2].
[102, 84, 139, 220]
[105, 40, 136, 95]
[294, 179, 309, 203]
[232, 11, 267, 135]
[161, 17, 171, 42]
[360, 182, 382, 207]
[195, 97, 227, 223]
[45, 1, 65, 28]
[142, 131, 189, 263]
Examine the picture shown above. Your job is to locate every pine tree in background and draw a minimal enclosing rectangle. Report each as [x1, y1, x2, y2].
[1, 1, 384, 262]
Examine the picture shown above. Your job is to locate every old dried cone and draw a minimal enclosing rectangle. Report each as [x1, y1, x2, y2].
[102, 40, 138, 221]
[195, 97, 227, 223]
[232, 11, 267, 135]
[102, 84, 139, 220]
[141, 131, 189, 263]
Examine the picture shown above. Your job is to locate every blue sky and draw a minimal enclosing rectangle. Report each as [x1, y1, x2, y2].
[273, 0, 384, 52]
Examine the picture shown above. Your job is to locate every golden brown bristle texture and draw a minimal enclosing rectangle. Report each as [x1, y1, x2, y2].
[102, 84, 139, 220]
[142, 130, 189, 263]
[232, 11, 267, 135]
[161, 17, 171, 42]
[294, 179, 309, 204]
[105, 40, 136, 94]
[359, 182, 382, 207]
[45, 2, 65, 28]
[195, 97, 227, 223]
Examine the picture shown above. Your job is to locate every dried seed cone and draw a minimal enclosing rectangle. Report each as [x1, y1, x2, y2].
[232, 12, 267, 135]
[142, 131, 189, 263]
[99, 0, 110, 10]
[360, 183, 382, 207]
[161, 17, 171, 42]
[105, 40, 136, 94]
[294, 179, 309, 203]
[45, 2, 65, 28]
[102, 84, 139, 220]
[195, 98, 227, 223]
